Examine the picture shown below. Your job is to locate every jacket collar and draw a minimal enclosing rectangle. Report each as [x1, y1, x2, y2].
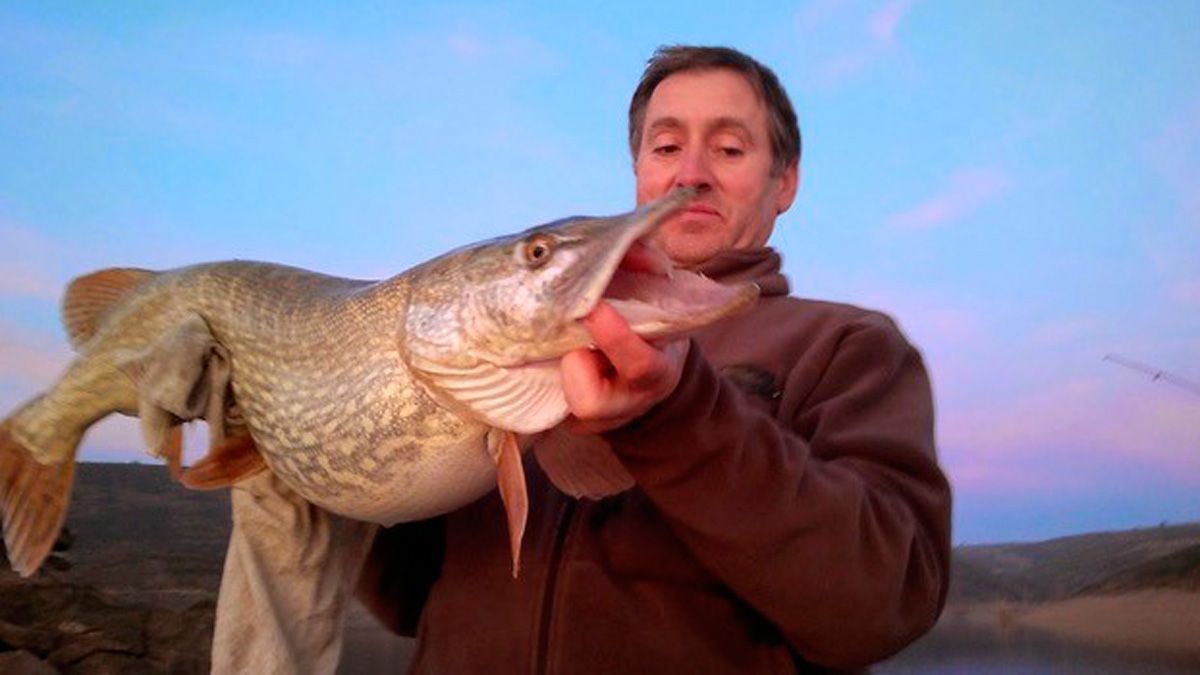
[691, 248, 789, 297]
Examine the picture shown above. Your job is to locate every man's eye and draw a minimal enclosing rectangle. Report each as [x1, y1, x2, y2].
[719, 146, 745, 158]
[653, 144, 681, 156]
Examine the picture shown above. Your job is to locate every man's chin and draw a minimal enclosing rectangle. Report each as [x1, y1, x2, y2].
[657, 235, 724, 267]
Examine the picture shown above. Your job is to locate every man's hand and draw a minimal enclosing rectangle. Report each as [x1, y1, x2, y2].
[561, 301, 689, 434]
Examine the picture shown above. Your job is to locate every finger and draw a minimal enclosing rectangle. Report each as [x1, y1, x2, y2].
[561, 347, 618, 419]
[583, 302, 666, 389]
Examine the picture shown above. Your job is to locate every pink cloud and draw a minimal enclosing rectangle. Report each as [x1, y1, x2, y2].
[941, 376, 1200, 493]
[0, 269, 60, 299]
[1145, 101, 1200, 228]
[1028, 316, 1101, 347]
[888, 167, 1012, 230]
[446, 33, 485, 60]
[869, 0, 915, 43]
[1170, 278, 1200, 308]
[0, 322, 70, 387]
[0, 219, 68, 299]
[813, 0, 917, 85]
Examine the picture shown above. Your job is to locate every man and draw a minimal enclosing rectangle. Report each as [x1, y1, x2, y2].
[355, 45, 951, 673]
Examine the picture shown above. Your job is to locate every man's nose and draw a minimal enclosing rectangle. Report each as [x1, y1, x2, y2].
[674, 146, 714, 192]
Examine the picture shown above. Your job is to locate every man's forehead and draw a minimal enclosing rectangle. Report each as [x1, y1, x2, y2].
[643, 68, 767, 129]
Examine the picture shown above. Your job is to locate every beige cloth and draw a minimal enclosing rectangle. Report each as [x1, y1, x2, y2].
[212, 471, 377, 674]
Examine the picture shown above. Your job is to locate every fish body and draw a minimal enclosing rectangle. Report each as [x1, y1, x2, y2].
[18, 262, 491, 525]
[1, 188, 758, 576]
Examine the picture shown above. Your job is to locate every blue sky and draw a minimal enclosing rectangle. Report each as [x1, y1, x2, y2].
[2, 1, 1197, 544]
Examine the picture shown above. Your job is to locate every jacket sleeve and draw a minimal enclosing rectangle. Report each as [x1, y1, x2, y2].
[603, 311, 951, 669]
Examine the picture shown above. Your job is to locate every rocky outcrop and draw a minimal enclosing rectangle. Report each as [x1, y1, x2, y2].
[0, 463, 231, 674]
[0, 566, 216, 674]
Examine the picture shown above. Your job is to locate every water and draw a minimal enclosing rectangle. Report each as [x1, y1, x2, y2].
[878, 616, 1200, 674]
[337, 604, 1200, 673]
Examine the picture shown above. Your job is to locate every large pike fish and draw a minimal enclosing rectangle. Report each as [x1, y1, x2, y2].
[0, 188, 756, 578]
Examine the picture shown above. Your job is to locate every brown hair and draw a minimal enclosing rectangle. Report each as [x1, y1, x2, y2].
[628, 45, 801, 175]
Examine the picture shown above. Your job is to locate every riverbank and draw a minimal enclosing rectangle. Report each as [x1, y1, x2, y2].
[1017, 589, 1200, 662]
[943, 590, 1200, 665]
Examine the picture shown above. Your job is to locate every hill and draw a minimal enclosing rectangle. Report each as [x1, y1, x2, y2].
[949, 522, 1200, 603]
[1079, 542, 1200, 594]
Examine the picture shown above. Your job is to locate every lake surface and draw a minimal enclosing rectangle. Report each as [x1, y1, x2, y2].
[877, 616, 1200, 674]
[338, 605, 1200, 674]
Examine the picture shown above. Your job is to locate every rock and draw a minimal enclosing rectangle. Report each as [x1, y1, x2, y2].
[0, 650, 60, 675]
[0, 617, 56, 655]
[62, 651, 158, 675]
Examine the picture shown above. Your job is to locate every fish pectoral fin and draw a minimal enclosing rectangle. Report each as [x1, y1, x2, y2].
[418, 359, 568, 435]
[532, 427, 634, 500]
[0, 420, 76, 578]
[61, 267, 156, 350]
[116, 313, 238, 454]
[181, 431, 266, 490]
[488, 429, 528, 578]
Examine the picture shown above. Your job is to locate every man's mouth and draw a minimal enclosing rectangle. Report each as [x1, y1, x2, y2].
[681, 204, 720, 218]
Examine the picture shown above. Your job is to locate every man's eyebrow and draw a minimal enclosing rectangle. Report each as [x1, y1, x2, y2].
[646, 117, 683, 133]
[710, 116, 754, 136]
[645, 116, 755, 136]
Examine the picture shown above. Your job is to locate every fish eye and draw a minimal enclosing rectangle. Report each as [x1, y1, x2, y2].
[520, 234, 555, 267]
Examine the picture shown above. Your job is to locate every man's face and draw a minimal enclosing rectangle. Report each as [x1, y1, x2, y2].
[634, 68, 799, 267]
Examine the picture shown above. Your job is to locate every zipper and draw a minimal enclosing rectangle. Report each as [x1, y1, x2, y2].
[533, 498, 578, 675]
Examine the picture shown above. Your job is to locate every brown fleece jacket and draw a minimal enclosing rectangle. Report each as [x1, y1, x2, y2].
[356, 247, 952, 674]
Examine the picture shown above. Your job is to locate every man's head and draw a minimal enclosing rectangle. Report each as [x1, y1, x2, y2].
[628, 46, 801, 266]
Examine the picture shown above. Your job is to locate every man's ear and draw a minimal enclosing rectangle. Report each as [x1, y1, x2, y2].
[776, 161, 800, 215]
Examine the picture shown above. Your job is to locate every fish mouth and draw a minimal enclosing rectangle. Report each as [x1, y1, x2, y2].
[568, 188, 759, 340]
[601, 240, 759, 340]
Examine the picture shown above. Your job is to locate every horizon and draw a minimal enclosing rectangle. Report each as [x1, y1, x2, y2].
[58, 459, 1200, 547]
[2, 2, 1198, 544]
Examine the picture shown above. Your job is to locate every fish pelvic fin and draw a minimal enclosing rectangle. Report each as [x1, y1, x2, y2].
[61, 267, 156, 350]
[488, 429, 528, 578]
[0, 417, 78, 578]
[180, 430, 267, 490]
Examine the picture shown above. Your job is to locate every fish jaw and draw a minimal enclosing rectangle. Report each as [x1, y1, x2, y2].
[551, 187, 760, 346]
[560, 187, 698, 323]
[601, 263, 760, 342]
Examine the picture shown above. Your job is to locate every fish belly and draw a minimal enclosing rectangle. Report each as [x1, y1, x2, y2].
[309, 432, 498, 526]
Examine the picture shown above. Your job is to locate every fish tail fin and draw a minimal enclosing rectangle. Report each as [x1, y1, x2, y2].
[0, 416, 78, 578]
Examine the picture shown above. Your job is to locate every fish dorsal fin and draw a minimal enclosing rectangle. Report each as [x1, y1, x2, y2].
[62, 267, 156, 349]
[416, 359, 569, 434]
[533, 427, 634, 500]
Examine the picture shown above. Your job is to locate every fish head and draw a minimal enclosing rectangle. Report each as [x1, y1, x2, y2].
[403, 188, 758, 433]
